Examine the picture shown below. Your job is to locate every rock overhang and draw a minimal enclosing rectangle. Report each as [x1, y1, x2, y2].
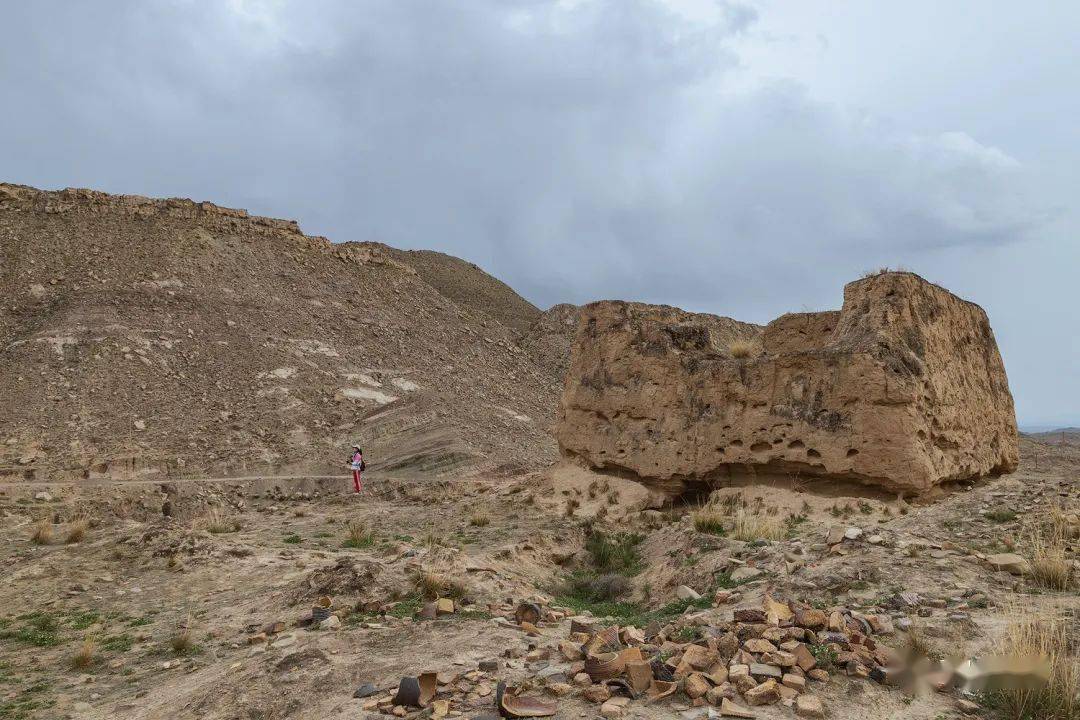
[556, 272, 1019, 497]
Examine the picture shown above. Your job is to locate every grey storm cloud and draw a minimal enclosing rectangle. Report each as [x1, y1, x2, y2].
[0, 0, 1074, 426]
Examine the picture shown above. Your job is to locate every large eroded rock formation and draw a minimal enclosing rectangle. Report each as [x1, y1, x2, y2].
[556, 272, 1018, 496]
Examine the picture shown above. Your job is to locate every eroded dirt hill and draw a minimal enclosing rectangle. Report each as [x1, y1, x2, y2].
[0, 183, 570, 480]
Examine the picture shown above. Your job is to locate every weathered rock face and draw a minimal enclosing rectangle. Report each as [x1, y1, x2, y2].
[556, 272, 1018, 496]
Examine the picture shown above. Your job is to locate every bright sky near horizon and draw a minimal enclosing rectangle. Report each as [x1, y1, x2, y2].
[1, 1, 1076, 427]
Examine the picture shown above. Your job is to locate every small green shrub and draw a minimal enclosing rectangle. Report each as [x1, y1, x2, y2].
[561, 572, 632, 602]
[985, 509, 1018, 523]
[585, 530, 644, 575]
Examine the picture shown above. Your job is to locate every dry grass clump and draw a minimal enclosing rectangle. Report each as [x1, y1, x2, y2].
[562, 572, 632, 602]
[31, 518, 54, 545]
[732, 509, 784, 542]
[72, 636, 97, 669]
[343, 519, 375, 548]
[170, 628, 193, 655]
[692, 504, 727, 535]
[1027, 512, 1075, 591]
[902, 623, 944, 662]
[66, 516, 89, 544]
[415, 570, 467, 600]
[983, 607, 1079, 720]
[414, 569, 444, 600]
[197, 508, 241, 534]
[728, 340, 755, 359]
[469, 510, 491, 527]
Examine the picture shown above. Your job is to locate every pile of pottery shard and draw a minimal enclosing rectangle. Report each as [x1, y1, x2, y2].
[549, 593, 900, 718]
[357, 594, 904, 719]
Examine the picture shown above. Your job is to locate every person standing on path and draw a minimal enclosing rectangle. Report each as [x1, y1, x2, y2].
[348, 445, 365, 493]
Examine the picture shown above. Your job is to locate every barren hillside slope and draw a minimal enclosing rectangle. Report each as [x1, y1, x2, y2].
[379, 245, 541, 333]
[0, 184, 564, 480]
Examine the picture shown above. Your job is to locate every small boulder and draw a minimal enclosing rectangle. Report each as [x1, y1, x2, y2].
[547, 682, 573, 697]
[794, 694, 825, 718]
[986, 553, 1030, 575]
[749, 664, 782, 680]
[599, 700, 625, 718]
[719, 698, 756, 718]
[584, 684, 611, 703]
[743, 639, 777, 654]
[559, 640, 584, 661]
[744, 679, 781, 706]
[794, 608, 826, 629]
[733, 608, 767, 623]
[731, 567, 763, 583]
[677, 585, 702, 601]
[684, 673, 711, 699]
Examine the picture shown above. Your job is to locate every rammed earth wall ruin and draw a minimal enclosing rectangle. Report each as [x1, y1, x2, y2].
[556, 272, 1019, 496]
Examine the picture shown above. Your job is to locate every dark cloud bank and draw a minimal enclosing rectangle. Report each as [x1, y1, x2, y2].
[0, 1, 1074, 426]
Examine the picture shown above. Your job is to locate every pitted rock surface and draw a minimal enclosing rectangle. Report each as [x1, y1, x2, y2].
[556, 272, 1018, 496]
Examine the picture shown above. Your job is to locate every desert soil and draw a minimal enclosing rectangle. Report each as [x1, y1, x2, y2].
[0, 436, 1076, 720]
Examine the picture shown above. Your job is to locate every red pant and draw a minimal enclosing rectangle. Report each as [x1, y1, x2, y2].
[352, 470, 363, 492]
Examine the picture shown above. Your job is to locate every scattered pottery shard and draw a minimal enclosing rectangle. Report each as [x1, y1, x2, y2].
[585, 652, 625, 681]
[515, 602, 542, 625]
[584, 626, 622, 656]
[763, 595, 793, 623]
[625, 660, 654, 694]
[604, 678, 636, 699]
[619, 626, 645, 646]
[570, 619, 596, 635]
[496, 681, 557, 718]
[392, 676, 422, 707]
[392, 672, 438, 707]
[719, 697, 756, 718]
[419, 602, 438, 620]
[644, 680, 677, 702]
[556, 272, 1018, 496]
[418, 672, 438, 705]
[650, 658, 675, 683]
[352, 683, 379, 699]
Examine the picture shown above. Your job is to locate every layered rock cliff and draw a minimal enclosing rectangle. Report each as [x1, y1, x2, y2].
[556, 272, 1019, 496]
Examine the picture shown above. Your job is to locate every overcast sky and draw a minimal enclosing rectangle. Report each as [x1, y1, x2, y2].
[2, 1, 1077, 428]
